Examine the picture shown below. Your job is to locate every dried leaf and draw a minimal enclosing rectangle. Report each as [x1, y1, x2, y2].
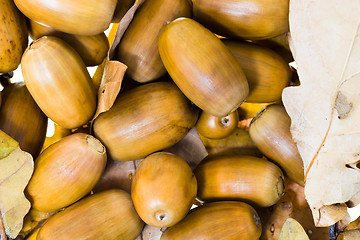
[91, 0, 146, 121]
[259, 178, 329, 240]
[0, 131, 33, 239]
[141, 224, 163, 240]
[94, 128, 208, 193]
[93, 160, 139, 193]
[279, 218, 309, 240]
[91, 60, 127, 120]
[282, 0, 360, 226]
[338, 229, 360, 240]
[0, 131, 18, 159]
[164, 127, 208, 170]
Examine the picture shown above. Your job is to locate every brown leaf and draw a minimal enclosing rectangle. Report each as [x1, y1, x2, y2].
[164, 127, 208, 170]
[259, 178, 329, 240]
[93, 160, 139, 193]
[91, 60, 127, 120]
[0, 131, 33, 239]
[91, 0, 146, 121]
[141, 224, 163, 240]
[282, 0, 360, 226]
[94, 128, 207, 193]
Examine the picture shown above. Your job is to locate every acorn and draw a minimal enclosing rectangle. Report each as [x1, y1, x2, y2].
[93, 82, 199, 161]
[131, 152, 197, 228]
[21, 36, 97, 129]
[196, 110, 239, 139]
[223, 40, 291, 103]
[195, 154, 285, 207]
[26, 133, 107, 213]
[37, 190, 144, 240]
[0, 0, 28, 73]
[161, 201, 262, 240]
[14, 0, 117, 35]
[116, 0, 192, 82]
[112, 0, 135, 23]
[0, 82, 47, 158]
[158, 17, 249, 117]
[249, 104, 304, 186]
[193, 0, 289, 40]
[29, 20, 109, 66]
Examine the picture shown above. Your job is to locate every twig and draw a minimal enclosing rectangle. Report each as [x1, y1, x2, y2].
[0, 211, 7, 240]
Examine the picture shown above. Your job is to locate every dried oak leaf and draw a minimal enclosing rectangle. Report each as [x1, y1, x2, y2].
[0, 130, 33, 239]
[279, 218, 310, 240]
[92, 0, 146, 121]
[282, 0, 360, 226]
[259, 178, 329, 240]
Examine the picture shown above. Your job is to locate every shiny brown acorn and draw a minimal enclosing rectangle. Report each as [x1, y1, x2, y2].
[161, 201, 262, 240]
[37, 190, 144, 240]
[112, 0, 136, 23]
[21, 36, 96, 129]
[195, 154, 285, 207]
[131, 152, 197, 228]
[0, 0, 28, 73]
[26, 133, 107, 213]
[196, 110, 239, 139]
[159, 17, 249, 117]
[29, 20, 109, 66]
[193, 0, 289, 40]
[14, 0, 117, 35]
[0, 82, 47, 158]
[223, 40, 291, 103]
[249, 104, 305, 186]
[116, 0, 192, 82]
[93, 82, 198, 161]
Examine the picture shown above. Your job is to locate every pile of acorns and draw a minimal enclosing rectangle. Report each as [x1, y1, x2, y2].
[0, 0, 303, 239]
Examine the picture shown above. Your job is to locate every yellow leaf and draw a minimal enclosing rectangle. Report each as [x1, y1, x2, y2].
[0, 130, 18, 159]
[279, 218, 309, 240]
[0, 133, 33, 238]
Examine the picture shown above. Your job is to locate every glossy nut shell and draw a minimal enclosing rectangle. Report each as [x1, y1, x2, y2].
[249, 104, 304, 186]
[159, 17, 249, 117]
[116, 0, 192, 82]
[131, 152, 197, 228]
[161, 201, 262, 240]
[26, 133, 107, 213]
[37, 190, 144, 240]
[21, 36, 96, 129]
[196, 110, 239, 139]
[0, 0, 28, 73]
[29, 20, 109, 66]
[14, 0, 117, 35]
[93, 82, 198, 161]
[223, 40, 291, 103]
[0, 82, 47, 158]
[195, 154, 285, 207]
[193, 0, 289, 40]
